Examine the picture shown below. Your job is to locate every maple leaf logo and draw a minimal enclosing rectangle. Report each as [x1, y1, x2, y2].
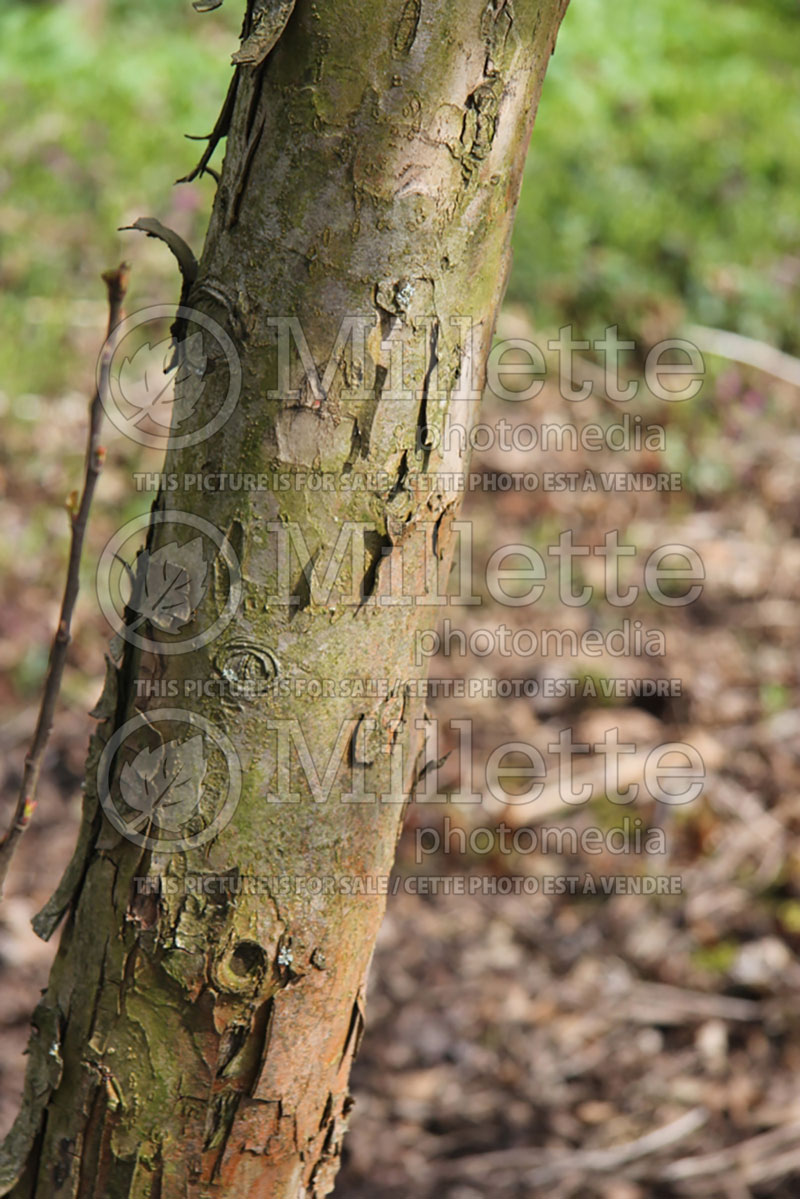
[172, 331, 208, 426]
[116, 332, 207, 430]
[119, 735, 207, 832]
[123, 537, 209, 635]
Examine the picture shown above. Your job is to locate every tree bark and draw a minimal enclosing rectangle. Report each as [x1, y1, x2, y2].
[1, 1, 567, 1195]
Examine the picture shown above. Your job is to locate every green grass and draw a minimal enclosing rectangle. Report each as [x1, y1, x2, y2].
[512, 0, 800, 353]
[0, 0, 238, 397]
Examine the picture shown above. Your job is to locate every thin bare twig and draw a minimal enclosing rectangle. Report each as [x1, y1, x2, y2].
[654, 1118, 800, 1184]
[0, 263, 130, 899]
[527, 1106, 710, 1186]
[622, 981, 762, 1025]
[436, 1107, 709, 1183]
[684, 323, 800, 389]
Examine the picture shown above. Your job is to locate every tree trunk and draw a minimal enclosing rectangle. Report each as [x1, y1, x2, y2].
[1, 2, 567, 1195]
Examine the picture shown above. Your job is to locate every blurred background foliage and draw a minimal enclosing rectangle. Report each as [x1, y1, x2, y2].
[0, 0, 239, 397]
[1, 0, 799, 399]
[515, 0, 800, 352]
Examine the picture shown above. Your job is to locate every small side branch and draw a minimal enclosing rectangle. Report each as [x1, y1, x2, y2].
[0, 263, 130, 900]
[177, 69, 239, 184]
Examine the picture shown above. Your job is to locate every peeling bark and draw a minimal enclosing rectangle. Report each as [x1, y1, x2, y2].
[1, 1, 568, 1195]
